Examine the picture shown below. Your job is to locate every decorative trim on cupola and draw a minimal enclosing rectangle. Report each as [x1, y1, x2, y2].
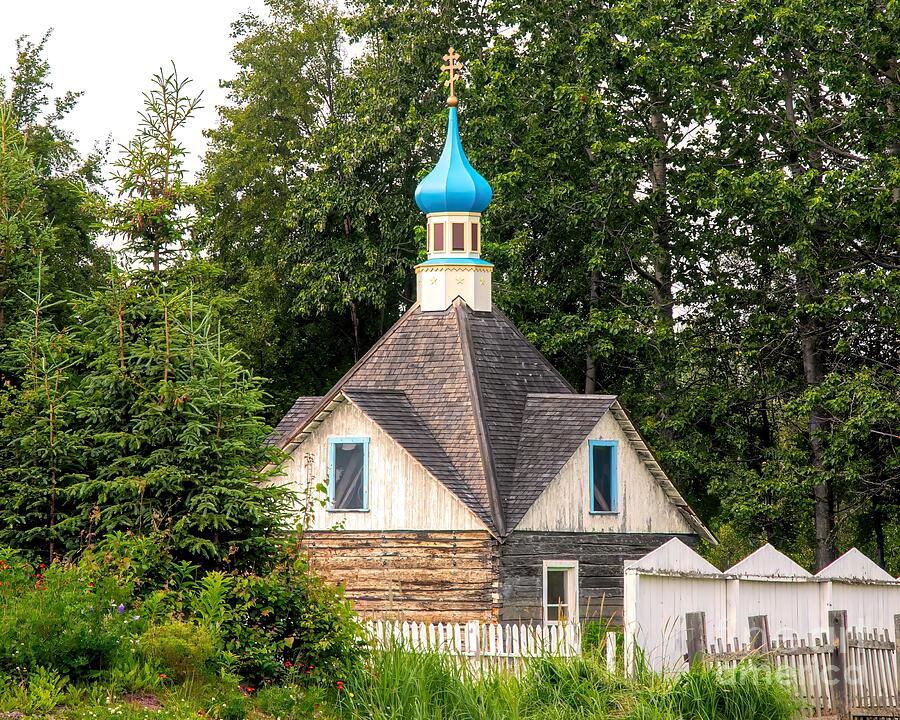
[415, 47, 494, 312]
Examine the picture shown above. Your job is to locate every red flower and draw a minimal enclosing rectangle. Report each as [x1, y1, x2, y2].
[336, 680, 345, 691]
[284, 661, 292, 668]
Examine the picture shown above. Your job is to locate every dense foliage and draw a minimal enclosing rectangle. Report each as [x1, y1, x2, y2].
[0, 539, 363, 716]
[200, 0, 900, 571]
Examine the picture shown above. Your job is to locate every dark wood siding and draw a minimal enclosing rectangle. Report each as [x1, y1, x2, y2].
[499, 532, 699, 624]
[303, 531, 499, 622]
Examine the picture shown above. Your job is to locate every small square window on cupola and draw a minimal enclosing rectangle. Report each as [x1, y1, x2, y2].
[588, 440, 618, 514]
[328, 437, 369, 511]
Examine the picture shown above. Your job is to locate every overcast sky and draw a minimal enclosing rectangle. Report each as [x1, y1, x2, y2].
[1, 1, 269, 178]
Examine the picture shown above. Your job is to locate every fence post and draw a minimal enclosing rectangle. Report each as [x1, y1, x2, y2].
[685, 612, 707, 667]
[894, 614, 900, 704]
[829, 610, 849, 719]
[466, 620, 481, 665]
[606, 631, 617, 673]
[748, 615, 770, 653]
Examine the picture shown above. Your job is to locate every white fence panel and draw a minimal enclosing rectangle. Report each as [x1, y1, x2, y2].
[732, 578, 824, 643]
[624, 541, 900, 674]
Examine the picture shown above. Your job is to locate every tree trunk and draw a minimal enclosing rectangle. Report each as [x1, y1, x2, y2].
[782, 53, 836, 570]
[350, 300, 360, 362]
[585, 269, 599, 393]
[648, 102, 676, 442]
[648, 103, 675, 331]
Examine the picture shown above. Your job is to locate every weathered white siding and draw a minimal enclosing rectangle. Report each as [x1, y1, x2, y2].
[284, 398, 487, 532]
[732, 579, 824, 640]
[515, 412, 694, 534]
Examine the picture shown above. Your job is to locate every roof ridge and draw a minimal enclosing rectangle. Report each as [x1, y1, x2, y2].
[278, 303, 421, 449]
[607, 400, 716, 544]
[507, 393, 616, 529]
[455, 300, 506, 537]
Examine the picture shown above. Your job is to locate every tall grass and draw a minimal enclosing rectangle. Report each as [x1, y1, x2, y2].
[334, 648, 801, 720]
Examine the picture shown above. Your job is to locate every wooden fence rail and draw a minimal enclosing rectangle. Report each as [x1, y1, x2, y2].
[363, 620, 599, 674]
[687, 610, 900, 719]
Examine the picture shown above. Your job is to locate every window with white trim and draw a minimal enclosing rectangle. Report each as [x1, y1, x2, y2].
[328, 437, 369, 511]
[543, 560, 578, 623]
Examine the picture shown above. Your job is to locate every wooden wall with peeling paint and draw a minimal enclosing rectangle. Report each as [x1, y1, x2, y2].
[499, 532, 699, 624]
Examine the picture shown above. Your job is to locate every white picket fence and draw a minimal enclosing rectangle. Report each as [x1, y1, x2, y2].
[364, 619, 616, 673]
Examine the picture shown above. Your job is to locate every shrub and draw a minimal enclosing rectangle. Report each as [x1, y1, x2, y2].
[79, 532, 177, 595]
[141, 621, 216, 682]
[195, 682, 252, 720]
[21, 666, 68, 715]
[214, 541, 364, 685]
[0, 561, 133, 681]
[253, 685, 326, 720]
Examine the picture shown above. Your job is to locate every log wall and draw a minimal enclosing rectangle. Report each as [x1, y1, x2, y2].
[302, 531, 499, 622]
[498, 531, 699, 624]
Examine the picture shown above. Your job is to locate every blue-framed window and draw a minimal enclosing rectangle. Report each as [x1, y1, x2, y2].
[328, 437, 369, 511]
[588, 440, 618, 514]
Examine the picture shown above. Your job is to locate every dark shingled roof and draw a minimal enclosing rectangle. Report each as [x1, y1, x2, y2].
[275, 301, 714, 542]
[269, 396, 322, 446]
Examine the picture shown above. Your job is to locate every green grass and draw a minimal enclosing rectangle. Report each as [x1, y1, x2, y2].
[331, 648, 802, 720]
[0, 650, 803, 719]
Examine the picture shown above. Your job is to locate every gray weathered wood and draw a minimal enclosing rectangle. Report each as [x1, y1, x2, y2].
[499, 531, 697, 622]
[686, 611, 707, 667]
[749, 614, 770, 653]
[829, 610, 849, 719]
[894, 614, 900, 707]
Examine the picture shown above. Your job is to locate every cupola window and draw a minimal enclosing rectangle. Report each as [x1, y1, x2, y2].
[328, 437, 369, 511]
[588, 440, 618, 513]
[471, 223, 479, 252]
[452, 222, 465, 250]
[433, 223, 444, 252]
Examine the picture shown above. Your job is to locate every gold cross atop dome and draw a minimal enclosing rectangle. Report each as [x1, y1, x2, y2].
[441, 47, 462, 107]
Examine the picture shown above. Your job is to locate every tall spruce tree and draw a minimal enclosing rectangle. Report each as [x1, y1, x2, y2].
[0, 32, 106, 337]
[66, 267, 292, 566]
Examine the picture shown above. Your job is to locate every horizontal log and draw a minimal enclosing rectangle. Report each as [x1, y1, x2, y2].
[311, 556, 494, 572]
[324, 578, 494, 594]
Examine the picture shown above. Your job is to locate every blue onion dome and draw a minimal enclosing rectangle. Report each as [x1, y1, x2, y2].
[415, 107, 493, 214]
